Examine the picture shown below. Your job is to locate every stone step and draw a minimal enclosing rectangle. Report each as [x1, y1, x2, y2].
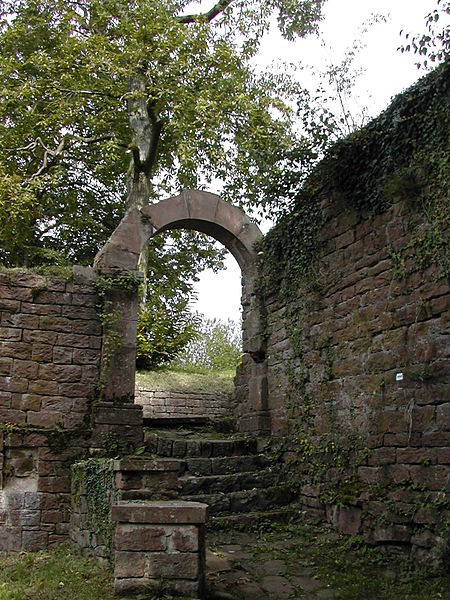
[208, 506, 303, 530]
[182, 485, 296, 516]
[144, 431, 258, 459]
[184, 454, 268, 477]
[179, 469, 278, 496]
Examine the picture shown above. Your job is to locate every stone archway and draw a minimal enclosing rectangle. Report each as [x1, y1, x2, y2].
[94, 189, 269, 434]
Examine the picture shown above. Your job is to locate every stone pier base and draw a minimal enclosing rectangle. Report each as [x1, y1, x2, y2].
[112, 501, 207, 599]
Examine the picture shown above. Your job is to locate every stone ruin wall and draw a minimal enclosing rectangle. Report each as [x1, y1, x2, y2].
[264, 196, 449, 562]
[135, 387, 233, 422]
[0, 267, 102, 551]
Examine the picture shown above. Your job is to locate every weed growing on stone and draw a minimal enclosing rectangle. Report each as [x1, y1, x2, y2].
[245, 520, 450, 600]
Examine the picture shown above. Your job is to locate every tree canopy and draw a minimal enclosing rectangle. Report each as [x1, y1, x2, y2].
[0, 0, 325, 266]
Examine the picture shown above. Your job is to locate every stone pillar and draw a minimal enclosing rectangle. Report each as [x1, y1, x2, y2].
[99, 284, 140, 403]
[112, 501, 207, 599]
[239, 269, 271, 435]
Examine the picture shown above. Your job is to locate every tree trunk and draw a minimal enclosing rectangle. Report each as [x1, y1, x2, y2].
[126, 74, 161, 305]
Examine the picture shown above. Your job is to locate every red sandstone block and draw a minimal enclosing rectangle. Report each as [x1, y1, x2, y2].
[0, 285, 32, 301]
[62, 305, 98, 320]
[33, 290, 71, 305]
[408, 465, 450, 491]
[413, 507, 439, 525]
[72, 348, 100, 365]
[12, 394, 42, 411]
[437, 448, 450, 464]
[71, 293, 97, 307]
[0, 327, 22, 341]
[81, 365, 99, 384]
[27, 411, 64, 428]
[114, 458, 180, 473]
[0, 341, 32, 360]
[357, 466, 385, 485]
[372, 525, 411, 544]
[12, 359, 39, 379]
[0, 298, 20, 312]
[21, 302, 62, 316]
[72, 320, 102, 336]
[52, 346, 73, 364]
[396, 448, 437, 464]
[112, 502, 207, 525]
[63, 412, 85, 429]
[41, 510, 63, 524]
[0, 376, 28, 393]
[38, 476, 70, 494]
[114, 552, 146, 578]
[3, 314, 40, 330]
[145, 551, 198, 580]
[430, 295, 448, 315]
[387, 464, 411, 484]
[55, 333, 92, 348]
[28, 380, 58, 395]
[39, 316, 73, 332]
[22, 432, 48, 447]
[368, 447, 396, 466]
[22, 530, 49, 551]
[115, 524, 167, 552]
[38, 364, 82, 383]
[422, 432, 450, 446]
[0, 357, 12, 376]
[170, 526, 198, 552]
[31, 344, 53, 362]
[437, 403, 450, 430]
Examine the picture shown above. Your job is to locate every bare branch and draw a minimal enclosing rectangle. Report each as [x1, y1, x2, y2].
[55, 87, 121, 100]
[177, 0, 236, 24]
[11, 133, 127, 180]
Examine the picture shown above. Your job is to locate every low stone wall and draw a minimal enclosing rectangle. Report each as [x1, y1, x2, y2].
[135, 387, 232, 422]
[70, 458, 206, 599]
[0, 267, 101, 429]
[0, 268, 145, 552]
[0, 268, 101, 551]
[112, 502, 207, 599]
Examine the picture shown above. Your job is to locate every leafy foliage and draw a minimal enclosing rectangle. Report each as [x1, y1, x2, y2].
[399, 0, 450, 69]
[136, 230, 224, 368]
[316, 61, 450, 214]
[174, 315, 242, 370]
[136, 300, 199, 369]
[0, 0, 325, 267]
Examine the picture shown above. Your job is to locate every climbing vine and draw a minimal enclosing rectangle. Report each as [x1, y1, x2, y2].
[71, 459, 116, 561]
[258, 61, 450, 295]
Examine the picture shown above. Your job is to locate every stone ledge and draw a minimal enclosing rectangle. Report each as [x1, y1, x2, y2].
[112, 501, 208, 524]
[113, 458, 182, 472]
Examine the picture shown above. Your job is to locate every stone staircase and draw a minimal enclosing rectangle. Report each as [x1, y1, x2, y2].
[144, 428, 299, 528]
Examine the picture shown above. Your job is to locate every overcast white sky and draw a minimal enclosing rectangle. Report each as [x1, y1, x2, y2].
[193, 0, 442, 322]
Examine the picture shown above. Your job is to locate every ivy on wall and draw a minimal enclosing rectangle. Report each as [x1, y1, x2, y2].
[256, 62, 450, 563]
[72, 459, 116, 561]
[258, 61, 450, 295]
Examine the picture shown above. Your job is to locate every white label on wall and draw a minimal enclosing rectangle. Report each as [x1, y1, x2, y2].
[396, 372, 404, 382]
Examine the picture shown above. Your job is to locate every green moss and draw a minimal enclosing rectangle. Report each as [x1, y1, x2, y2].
[0, 265, 73, 280]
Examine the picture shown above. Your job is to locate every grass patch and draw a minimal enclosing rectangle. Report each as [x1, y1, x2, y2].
[248, 520, 450, 600]
[0, 545, 113, 600]
[135, 366, 235, 396]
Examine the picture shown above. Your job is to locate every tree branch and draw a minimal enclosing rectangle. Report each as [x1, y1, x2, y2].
[141, 103, 162, 175]
[12, 133, 127, 180]
[177, 0, 236, 24]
